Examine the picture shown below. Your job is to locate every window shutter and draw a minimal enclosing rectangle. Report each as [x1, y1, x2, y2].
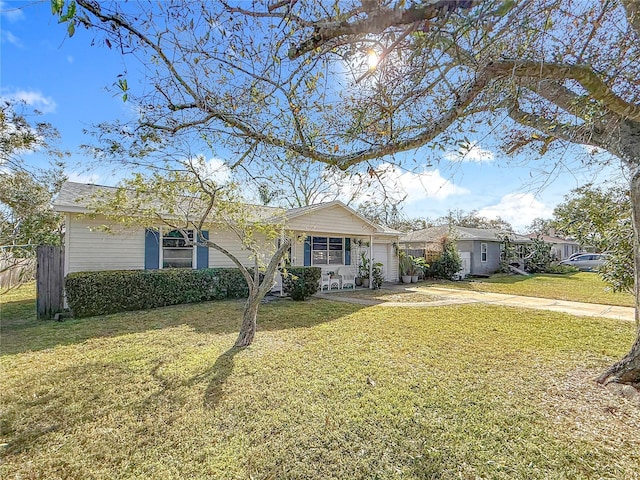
[345, 238, 351, 265]
[144, 228, 160, 269]
[197, 230, 209, 269]
[304, 236, 311, 266]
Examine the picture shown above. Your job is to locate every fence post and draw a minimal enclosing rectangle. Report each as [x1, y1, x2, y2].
[36, 245, 64, 320]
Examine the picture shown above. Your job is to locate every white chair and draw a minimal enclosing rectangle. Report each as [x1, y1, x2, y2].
[321, 273, 340, 291]
[338, 268, 356, 290]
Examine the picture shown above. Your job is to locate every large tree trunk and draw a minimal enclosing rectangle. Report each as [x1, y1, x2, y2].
[597, 127, 640, 387]
[232, 239, 292, 348]
[235, 291, 260, 347]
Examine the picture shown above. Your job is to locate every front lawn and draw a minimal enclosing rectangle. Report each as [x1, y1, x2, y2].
[431, 272, 635, 307]
[1, 284, 639, 479]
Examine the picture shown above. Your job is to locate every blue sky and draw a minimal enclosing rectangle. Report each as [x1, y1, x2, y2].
[1, 1, 626, 232]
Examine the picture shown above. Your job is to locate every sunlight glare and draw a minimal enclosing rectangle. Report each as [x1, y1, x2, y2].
[367, 50, 379, 70]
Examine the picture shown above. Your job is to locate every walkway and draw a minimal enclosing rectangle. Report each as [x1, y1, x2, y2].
[319, 285, 636, 322]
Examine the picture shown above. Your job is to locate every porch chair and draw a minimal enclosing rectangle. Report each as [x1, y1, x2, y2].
[321, 273, 341, 291]
[338, 267, 356, 290]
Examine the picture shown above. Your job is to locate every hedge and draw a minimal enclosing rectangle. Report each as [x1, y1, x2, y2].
[65, 267, 321, 318]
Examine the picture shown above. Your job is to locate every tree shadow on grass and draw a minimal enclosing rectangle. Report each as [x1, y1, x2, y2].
[187, 346, 244, 409]
[1, 298, 364, 356]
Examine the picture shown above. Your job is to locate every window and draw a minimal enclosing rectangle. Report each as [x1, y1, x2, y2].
[312, 236, 344, 265]
[162, 229, 194, 268]
[480, 242, 488, 262]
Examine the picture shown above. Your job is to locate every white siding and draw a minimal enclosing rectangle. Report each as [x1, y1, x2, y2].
[373, 242, 399, 282]
[207, 230, 272, 268]
[67, 215, 145, 273]
[287, 205, 376, 235]
[292, 236, 305, 266]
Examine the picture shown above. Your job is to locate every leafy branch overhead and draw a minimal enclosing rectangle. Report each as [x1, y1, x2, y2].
[54, 0, 639, 171]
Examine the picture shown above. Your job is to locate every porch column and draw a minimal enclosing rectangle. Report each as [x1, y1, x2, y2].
[369, 235, 373, 289]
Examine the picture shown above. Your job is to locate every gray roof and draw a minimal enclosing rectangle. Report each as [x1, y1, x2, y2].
[528, 234, 580, 245]
[53, 182, 114, 213]
[53, 181, 400, 235]
[401, 225, 532, 243]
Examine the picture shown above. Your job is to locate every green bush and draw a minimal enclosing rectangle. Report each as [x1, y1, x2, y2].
[65, 267, 322, 317]
[282, 267, 321, 301]
[430, 238, 462, 280]
[66, 268, 251, 318]
[544, 264, 579, 274]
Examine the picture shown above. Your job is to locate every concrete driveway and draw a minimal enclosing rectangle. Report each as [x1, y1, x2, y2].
[322, 284, 636, 322]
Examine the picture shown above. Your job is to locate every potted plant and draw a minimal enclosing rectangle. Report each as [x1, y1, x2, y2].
[409, 262, 419, 283]
[359, 252, 371, 288]
[399, 254, 413, 284]
[371, 261, 384, 289]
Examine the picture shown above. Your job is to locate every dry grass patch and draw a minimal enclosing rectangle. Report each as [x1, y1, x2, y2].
[1, 285, 639, 479]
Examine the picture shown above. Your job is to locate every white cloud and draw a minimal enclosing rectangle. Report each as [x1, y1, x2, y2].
[6, 90, 57, 114]
[478, 193, 553, 232]
[357, 163, 469, 204]
[2, 30, 22, 47]
[192, 157, 231, 184]
[67, 171, 101, 184]
[443, 141, 494, 163]
[0, 1, 25, 22]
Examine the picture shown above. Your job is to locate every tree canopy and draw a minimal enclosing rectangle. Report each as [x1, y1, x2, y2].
[552, 183, 633, 293]
[0, 100, 66, 248]
[55, 0, 638, 172]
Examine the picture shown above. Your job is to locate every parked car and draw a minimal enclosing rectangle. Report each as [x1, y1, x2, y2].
[559, 253, 609, 271]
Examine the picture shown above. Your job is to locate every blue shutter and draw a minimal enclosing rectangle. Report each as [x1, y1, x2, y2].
[197, 230, 209, 269]
[304, 236, 311, 266]
[345, 238, 351, 265]
[144, 228, 160, 269]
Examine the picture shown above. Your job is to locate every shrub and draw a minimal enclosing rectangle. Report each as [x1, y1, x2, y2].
[65, 269, 228, 318]
[411, 256, 430, 279]
[430, 237, 462, 280]
[371, 263, 384, 289]
[282, 267, 321, 301]
[544, 264, 579, 274]
[65, 266, 323, 317]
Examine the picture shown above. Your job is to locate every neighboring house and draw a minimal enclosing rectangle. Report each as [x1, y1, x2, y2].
[53, 182, 401, 282]
[527, 234, 581, 260]
[400, 225, 532, 276]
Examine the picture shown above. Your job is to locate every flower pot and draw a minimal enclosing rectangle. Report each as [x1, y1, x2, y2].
[411, 275, 419, 283]
[355, 277, 363, 286]
[362, 278, 370, 288]
[402, 275, 412, 284]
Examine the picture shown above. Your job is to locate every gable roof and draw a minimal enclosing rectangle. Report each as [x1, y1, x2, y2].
[53, 181, 399, 235]
[281, 200, 401, 235]
[401, 225, 532, 243]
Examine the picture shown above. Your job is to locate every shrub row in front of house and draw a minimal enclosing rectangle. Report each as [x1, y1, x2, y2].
[65, 266, 321, 318]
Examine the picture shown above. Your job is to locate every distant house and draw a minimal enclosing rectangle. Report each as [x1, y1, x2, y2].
[53, 182, 401, 282]
[528, 234, 581, 260]
[400, 225, 532, 276]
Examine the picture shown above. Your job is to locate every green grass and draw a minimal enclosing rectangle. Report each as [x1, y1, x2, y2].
[429, 272, 635, 307]
[1, 284, 639, 479]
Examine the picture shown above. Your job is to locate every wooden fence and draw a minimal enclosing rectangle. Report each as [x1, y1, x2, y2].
[0, 251, 36, 290]
[36, 245, 64, 320]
